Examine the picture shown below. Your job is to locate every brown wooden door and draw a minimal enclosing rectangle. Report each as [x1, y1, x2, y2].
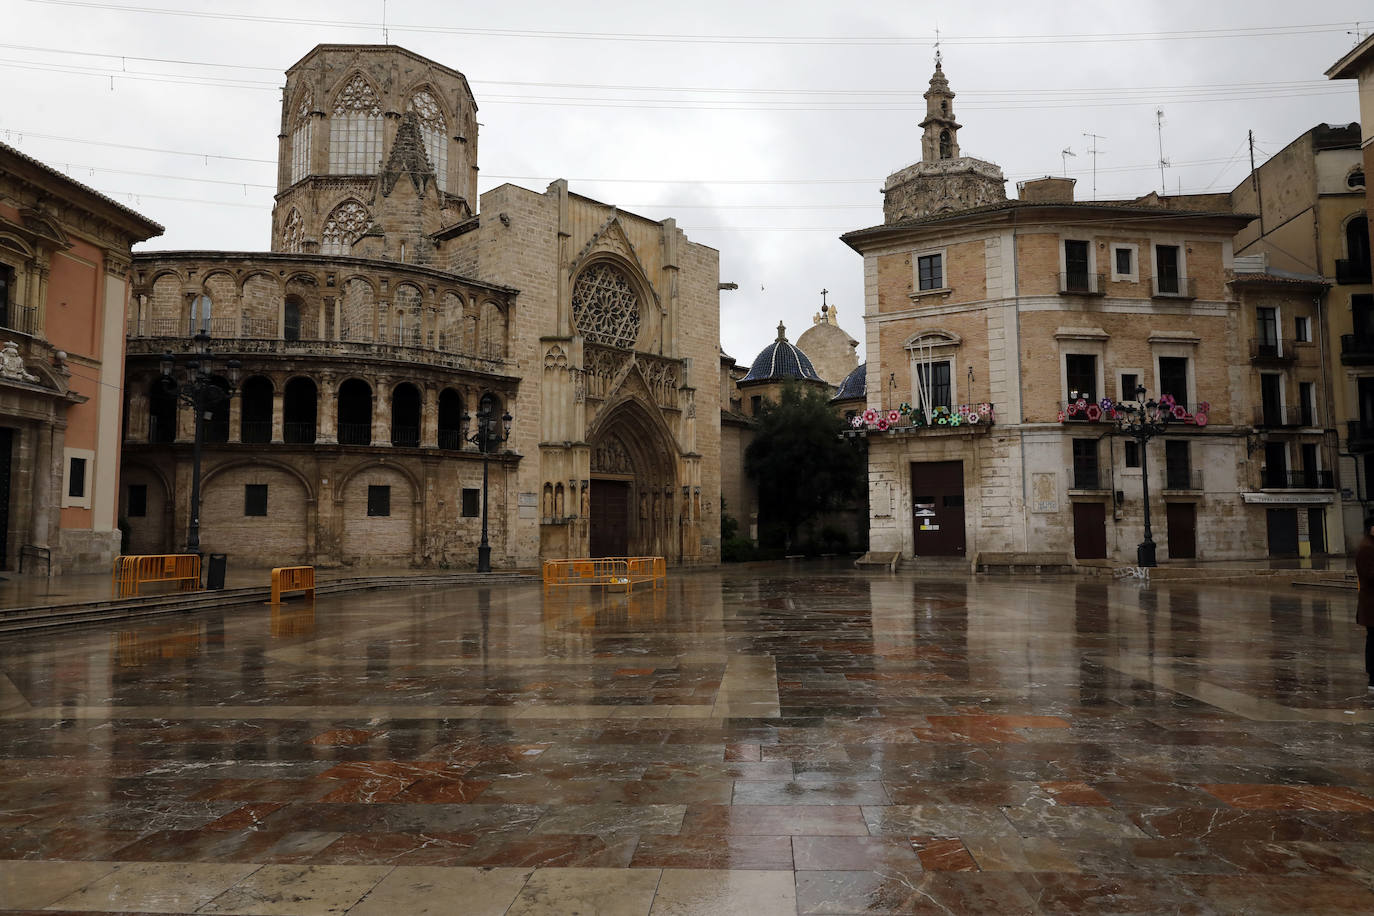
[590, 480, 630, 557]
[910, 461, 965, 556]
[1166, 502, 1196, 559]
[1072, 502, 1107, 559]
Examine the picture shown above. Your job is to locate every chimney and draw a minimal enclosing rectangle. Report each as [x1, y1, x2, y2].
[1017, 176, 1076, 203]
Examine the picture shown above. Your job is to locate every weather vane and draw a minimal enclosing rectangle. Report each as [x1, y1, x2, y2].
[934, 28, 942, 66]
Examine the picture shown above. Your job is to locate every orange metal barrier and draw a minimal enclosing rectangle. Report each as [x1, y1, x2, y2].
[270, 566, 316, 604]
[543, 556, 665, 594]
[112, 554, 202, 598]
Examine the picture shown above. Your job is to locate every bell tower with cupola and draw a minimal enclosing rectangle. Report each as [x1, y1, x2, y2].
[919, 58, 961, 162]
[881, 54, 1007, 224]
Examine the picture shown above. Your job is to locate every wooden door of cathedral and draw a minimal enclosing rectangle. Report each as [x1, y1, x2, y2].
[590, 480, 630, 557]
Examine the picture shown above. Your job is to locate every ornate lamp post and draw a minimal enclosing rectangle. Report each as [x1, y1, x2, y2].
[460, 404, 513, 572]
[159, 332, 241, 553]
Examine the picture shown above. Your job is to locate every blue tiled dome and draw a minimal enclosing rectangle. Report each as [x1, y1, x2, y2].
[740, 322, 822, 383]
[831, 361, 866, 402]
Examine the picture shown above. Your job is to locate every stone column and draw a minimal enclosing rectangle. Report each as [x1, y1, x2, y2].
[421, 383, 438, 448]
[372, 379, 391, 447]
[228, 396, 242, 444]
[317, 374, 338, 445]
[271, 388, 285, 444]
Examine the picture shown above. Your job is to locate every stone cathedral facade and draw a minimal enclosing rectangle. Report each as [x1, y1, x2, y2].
[121, 44, 720, 569]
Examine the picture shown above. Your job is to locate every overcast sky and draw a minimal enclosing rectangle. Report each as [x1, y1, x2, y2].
[3, 0, 1369, 364]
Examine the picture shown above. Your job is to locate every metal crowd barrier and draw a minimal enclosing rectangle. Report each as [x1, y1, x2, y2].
[112, 554, 202, 598]
[542, 556, 666, 594]
[270, 566, 316, 604]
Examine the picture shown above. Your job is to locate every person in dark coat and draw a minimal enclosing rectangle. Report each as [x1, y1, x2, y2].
[1357, 515, 1374, 691]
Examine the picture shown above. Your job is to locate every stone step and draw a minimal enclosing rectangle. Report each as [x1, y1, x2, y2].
[0, 573, 537, 636]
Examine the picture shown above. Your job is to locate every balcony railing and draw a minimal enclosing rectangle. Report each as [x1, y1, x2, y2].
[1072, 467, 1104, 490]
[1348, 420, 1374, 453]
[0, 304, 39, 336]
[1253, 405, 1304, 428]
[1152, 275, 1196, 299]
[1262, 469, 1334, 489]
[437, 429, 463, 451]
[203, 419, 230, 444]
[1164, 468, 1204, 491]
[1249, 338, 1297, 364]
[240, 421, 272, 444]
[283, 422, 316, 444]
[337, 422, 371, 446]
[148, 415, 175, 444]
[1058, 272, 1105, 296]
[1336, 258, 1372, 285]
[391, 425, 420, 448]
[1340, 334, 1374, 366]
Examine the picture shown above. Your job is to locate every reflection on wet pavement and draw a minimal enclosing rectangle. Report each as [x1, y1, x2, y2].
[3, 563, 1374, 913]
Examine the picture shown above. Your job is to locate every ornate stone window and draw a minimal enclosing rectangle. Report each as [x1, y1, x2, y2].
[407, 90, 448, 193]
[282, 208, 304, 253]
[329, 74, 383, 174]
[571, 262, 641, 350]
[289, 90, 313, 185]
[321, 201, 370, 256]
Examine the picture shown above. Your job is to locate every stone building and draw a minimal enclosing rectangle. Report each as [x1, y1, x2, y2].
[1229, 122, 1366, 549]
[840, 61, 1311, 566]
[0, 142, 162, 573]
[122, 44, 720, 569]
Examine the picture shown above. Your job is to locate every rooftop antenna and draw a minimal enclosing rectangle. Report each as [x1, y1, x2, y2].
[382, 0, 389, 43]
[1156, 109, 1170, 195]
[1082, 133, 1106, 200]
[1349, 22, 1367, 45]
[1061, 146, 1076, 178]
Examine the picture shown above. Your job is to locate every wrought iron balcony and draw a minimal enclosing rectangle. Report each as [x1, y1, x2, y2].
[1152, 275, 1196, 299]
[240, 421, 272, 444]
[0, 304, 39, 337]
[1164, 468, 1204, 491]
[337, 423, 371, 446]
[1348, 420, 1374, 453]
[1248, 338, 1297, 364]
[1340, 334, 1374, 365]
[1252, 404, 1304, 428]
[1071, 467, 1105, 490]
[283, 422, 316, 445]
[1262, 468, 1334, 489]
[1336, 258, 1372, 285]
[391, 425, 421, 448]
[1058, 272, 1105, 296]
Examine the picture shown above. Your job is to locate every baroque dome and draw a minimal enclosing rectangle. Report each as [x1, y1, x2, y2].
[740, 322, 822, 384]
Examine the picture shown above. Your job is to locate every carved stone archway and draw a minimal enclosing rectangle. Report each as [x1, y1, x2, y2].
[587, 396, 679, 560]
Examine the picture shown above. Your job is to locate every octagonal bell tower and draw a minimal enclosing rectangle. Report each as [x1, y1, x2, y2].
[270, 44, 479, 266]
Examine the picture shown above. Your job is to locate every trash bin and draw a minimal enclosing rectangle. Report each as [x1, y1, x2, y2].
[206, 553, 228, 590]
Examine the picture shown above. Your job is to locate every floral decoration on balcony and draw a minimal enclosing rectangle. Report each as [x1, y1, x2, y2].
[849, 401, 995, 433]
[1057, 391, 1210, 427]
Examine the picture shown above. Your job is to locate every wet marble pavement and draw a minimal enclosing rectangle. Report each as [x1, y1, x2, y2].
[3, 565, 1374, 914]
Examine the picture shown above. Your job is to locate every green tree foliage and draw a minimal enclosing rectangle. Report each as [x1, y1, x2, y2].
[744, 382, 864, 547]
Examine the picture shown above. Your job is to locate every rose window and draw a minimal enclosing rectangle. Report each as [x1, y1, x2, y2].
[571, 263, 641, 349]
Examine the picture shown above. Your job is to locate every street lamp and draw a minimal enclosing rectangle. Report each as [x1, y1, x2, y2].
[1114, 384, 1178, 568]
[460, 403, 513, 572]
[160, 331, 241, 553]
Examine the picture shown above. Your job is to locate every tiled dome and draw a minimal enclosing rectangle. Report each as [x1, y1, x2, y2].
[740, 322, 822, 383]
[831, 361, 866, 402]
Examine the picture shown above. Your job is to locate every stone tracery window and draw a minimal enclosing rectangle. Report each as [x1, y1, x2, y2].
[329, 74, 383, 174]
[407, 89, 448, 193]
[289, 90, 313, 185]
[282, 208, 304, 253]
[394, 285, 422, 347]
[321, 201, 370, 256]
[571, 262, 641, 350]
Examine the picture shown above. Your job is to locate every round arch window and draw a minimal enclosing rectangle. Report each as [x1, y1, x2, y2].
[571, 262, 641, 349]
